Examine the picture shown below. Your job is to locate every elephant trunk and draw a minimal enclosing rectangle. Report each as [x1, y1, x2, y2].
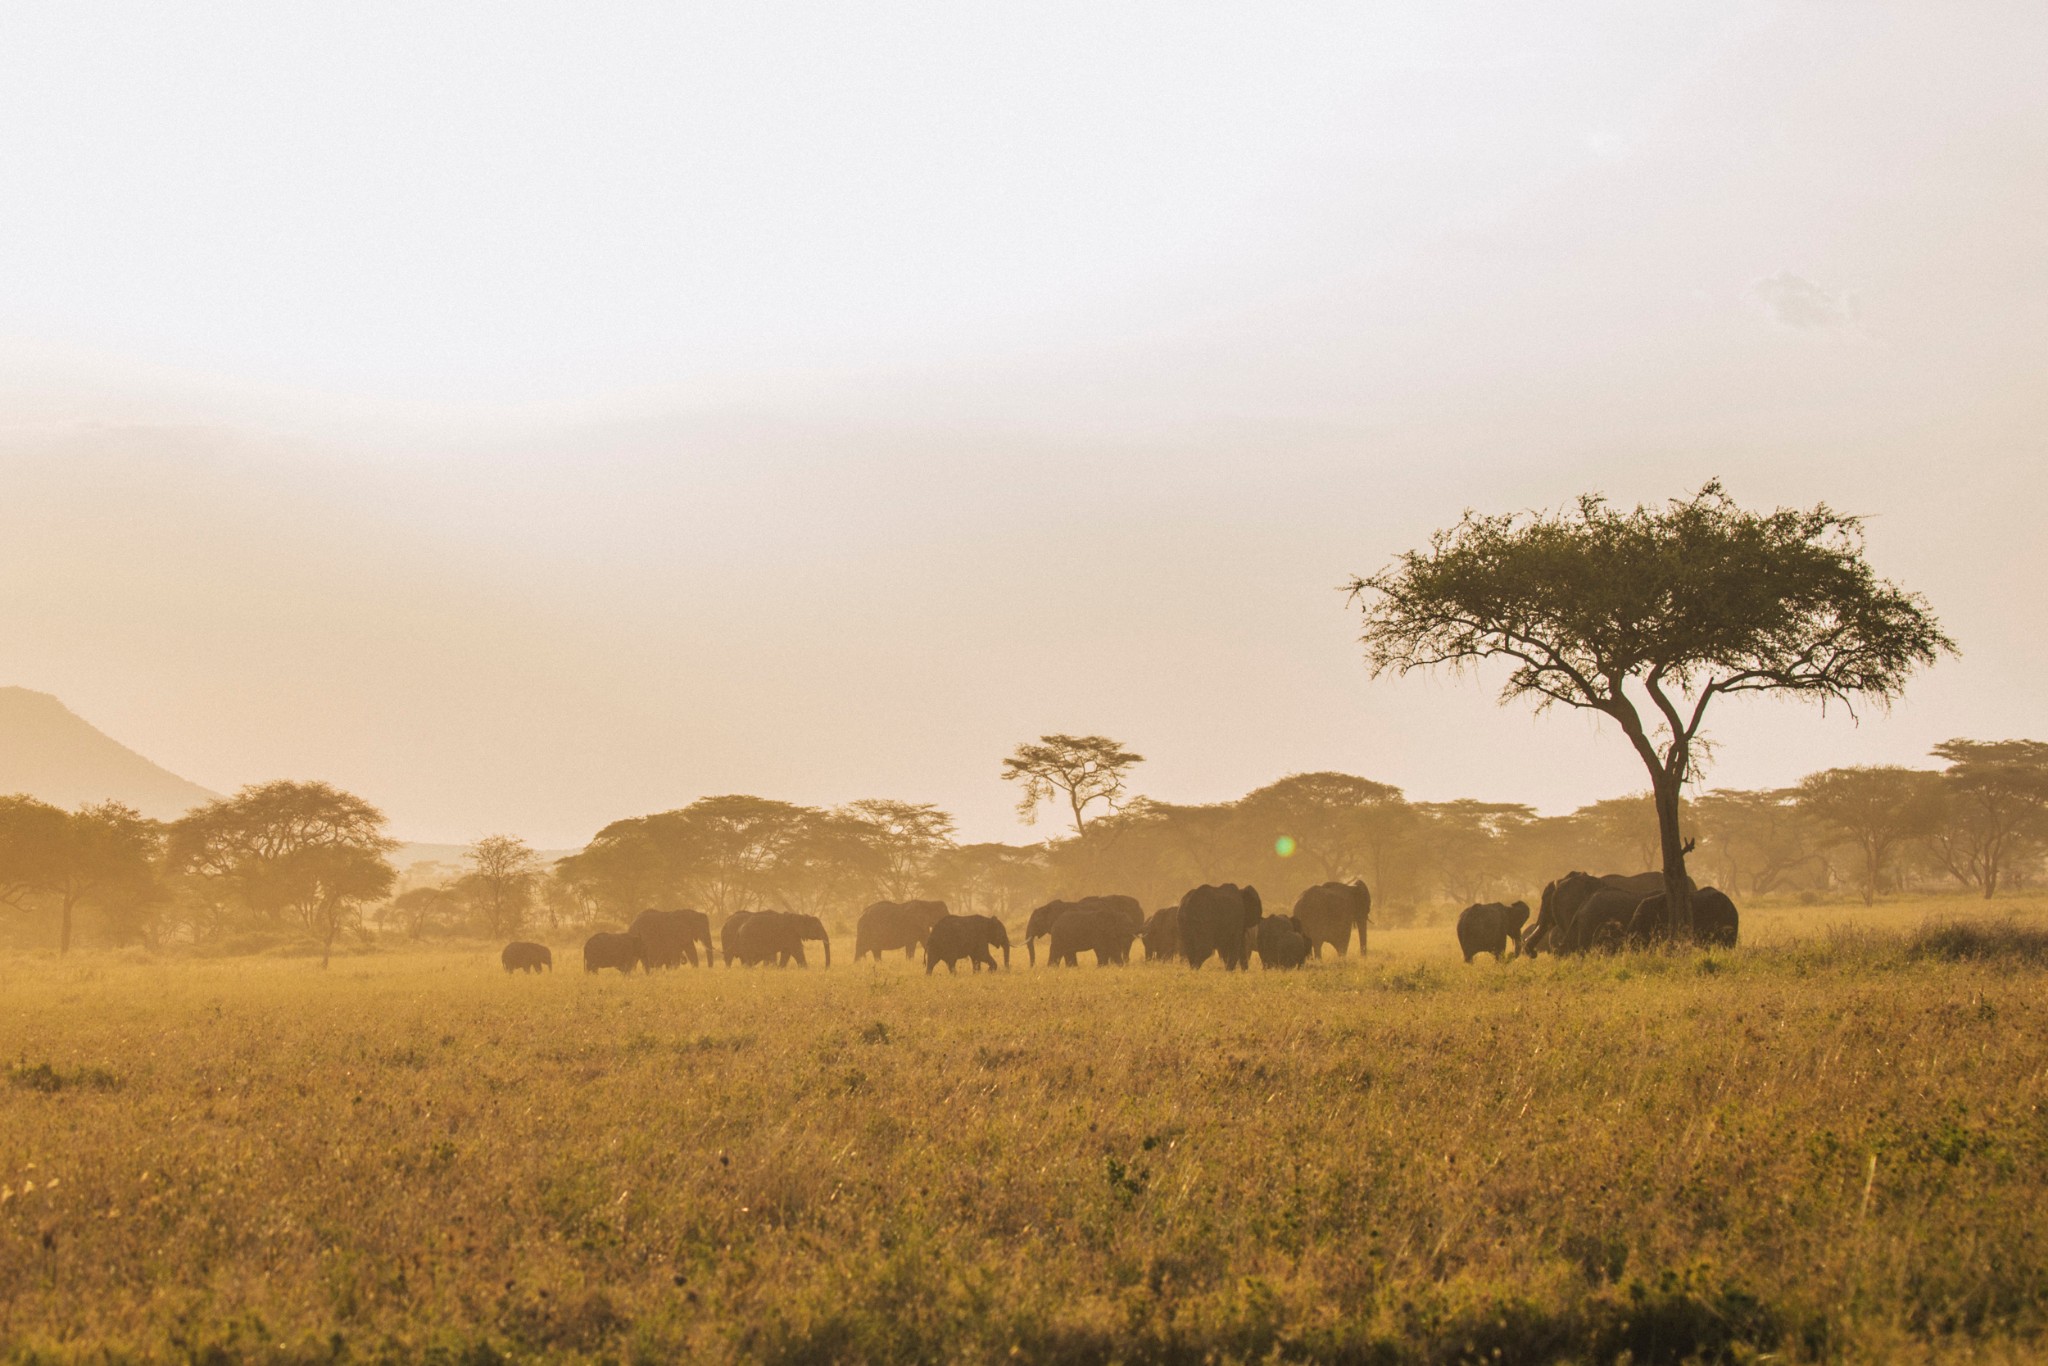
[999, 935, 1011, 969]
[821, 931, 832, 968]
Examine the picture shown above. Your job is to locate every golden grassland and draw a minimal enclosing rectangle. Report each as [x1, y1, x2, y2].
[4, 897, 2048, 1364]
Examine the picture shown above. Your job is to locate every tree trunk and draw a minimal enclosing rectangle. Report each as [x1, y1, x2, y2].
[1651, 773, 1692, 939]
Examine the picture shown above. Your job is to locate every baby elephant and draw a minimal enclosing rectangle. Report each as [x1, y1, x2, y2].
[1456, 901, 1531, 963]
[1255, 915, 1312, 969]
[500, 941, 553, 973]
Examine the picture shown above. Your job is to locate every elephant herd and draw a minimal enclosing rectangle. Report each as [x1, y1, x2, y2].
[1455, 871, 1741, 962]
[498, 871, 1736, 976]
[502, 880, 1372, 976]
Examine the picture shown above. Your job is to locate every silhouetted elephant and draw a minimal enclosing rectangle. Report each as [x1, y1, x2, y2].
[1525, 871, 1677, 957]
[1456, 901, 1530, 963]
[720, 910, 760, 966]
[1628, 888, 1740, 949]
[1046, 905, 1138, 966]
[730, 911, 832, 967]
[582, 931, 644, 974]
[501, 941, 553, 973]
[925, 913, 1011, 973]
[1179, 883, 1262, 970]
[1255, 915, 1312, 969]
[1141, 907, 1180, 961]
[1292, 881, 1371, 957]
[855, 900, 948, 962]
[1024, 895, 1144, 965]
[1568, 888, 1652, 953]
[629, 908, 715, 968]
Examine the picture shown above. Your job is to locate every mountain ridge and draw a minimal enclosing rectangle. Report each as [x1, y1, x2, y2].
[0, 686, 220, 821]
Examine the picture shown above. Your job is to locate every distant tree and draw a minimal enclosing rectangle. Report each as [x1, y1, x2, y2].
[1237, 772, 1410, 886]
[1416, 800, 1537, 905]
[1687, 788, 1821, 898]
[0, 798, 162, 953]
[1351, 482, 1952, 935]
[1925, 739, 2048, 898]
[384, 884, 464, 939]
[931, 841, 1048, 922]
[1109, 799, 1249, 896]
[1001, 735, 1144, 835]
[460, 834, 543, 936]
[559, 795, 825, 919]
[838, 799, 957, 900]
[1796, 766, 1946, 904]
[167, 780, 398, 963]
[1566, 794, 1667, 873]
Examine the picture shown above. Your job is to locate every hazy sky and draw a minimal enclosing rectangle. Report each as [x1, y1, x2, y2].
[4, 3, 2045, 846]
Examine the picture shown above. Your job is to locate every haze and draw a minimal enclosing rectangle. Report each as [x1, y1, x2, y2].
[4, 3, 2044, 847]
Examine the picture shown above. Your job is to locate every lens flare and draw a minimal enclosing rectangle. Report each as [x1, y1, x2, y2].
[1274, 835, 1297, 858]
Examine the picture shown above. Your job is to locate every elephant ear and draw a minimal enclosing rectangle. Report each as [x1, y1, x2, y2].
[1242, 886, 1264, 921]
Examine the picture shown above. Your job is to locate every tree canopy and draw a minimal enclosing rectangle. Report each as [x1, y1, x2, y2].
[167, 780, 397, 963]
[1350, 482, 1953, 930]
[1001, 734, 1145, 835]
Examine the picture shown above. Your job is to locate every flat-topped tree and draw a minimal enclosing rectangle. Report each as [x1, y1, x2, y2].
[1347, 481, 1953, 937]
[1001, 734, 1144, 836]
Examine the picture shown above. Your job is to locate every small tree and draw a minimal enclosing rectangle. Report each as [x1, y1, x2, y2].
[1000, 734, 1144, 836]
[1350, 482, 1952, 935]
[461, 834, 543, 936]
[1796, 766, 1946, 904]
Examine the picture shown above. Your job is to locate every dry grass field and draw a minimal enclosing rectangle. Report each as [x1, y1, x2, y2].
[5, 897, 2048, 1364]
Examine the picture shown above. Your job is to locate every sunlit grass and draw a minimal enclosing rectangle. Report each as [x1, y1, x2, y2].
[3, 895, 2046, 1362]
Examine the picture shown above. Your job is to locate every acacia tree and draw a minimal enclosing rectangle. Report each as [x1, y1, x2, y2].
[1000, 734, 1144, 835]
[838, 799, 957, 900]
[0, 798, 162, 953]
[1796, 766, 1946, 903]
[1927, 739, 2048, 898]
[1687, 788, 1821, 898]
[1350, 483, 1952, 934]
[1238, 772, 1409, 886]
[461, 834, 544, 936]
[167, 780, 398, 961]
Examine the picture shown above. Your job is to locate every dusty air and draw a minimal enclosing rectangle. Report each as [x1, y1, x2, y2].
[4, 6, 2046, 1363]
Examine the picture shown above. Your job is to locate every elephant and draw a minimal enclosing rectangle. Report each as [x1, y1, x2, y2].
[854, 900, 948, 962]
[1046, 905, 1139, 966]
[1628, 887, 1740, 949]
[1568, 888, 1652, 953]
[1524, 871, 1677, 957]
[1292, 881, 1372, 957]
[1179, 883, 1262, 970]
[500, 941, 553, 973]
[925, 913, 1011, 973]
[1254, 915, 1312, 969]
[1455, 901, 1530, 963]
[729, 911, 832, 967]
[1141, 907, 1181, 962]
[629, 908, 715, 968]
[720, 910, 761, 967]
[582, 931, 645, 974]
[1024, 895, 1144, 965]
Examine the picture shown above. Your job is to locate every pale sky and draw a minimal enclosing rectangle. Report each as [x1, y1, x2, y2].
[4, 3, 2045, 846]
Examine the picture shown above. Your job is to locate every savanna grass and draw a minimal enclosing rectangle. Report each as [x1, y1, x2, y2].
[3, 898, 2046, 1363]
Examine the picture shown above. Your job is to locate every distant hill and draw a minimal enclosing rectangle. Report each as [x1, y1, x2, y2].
[0, 687, 220, 820]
